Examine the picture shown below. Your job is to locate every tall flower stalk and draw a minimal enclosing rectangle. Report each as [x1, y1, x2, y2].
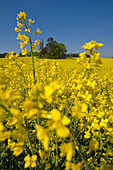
[23, 20, 36, 84]
[15, 11, 41, 85]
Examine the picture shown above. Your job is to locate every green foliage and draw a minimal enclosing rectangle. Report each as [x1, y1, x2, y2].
[44, 37, 67, 59]
[38, 39, 46, 58]
[51, 42, 67, 59]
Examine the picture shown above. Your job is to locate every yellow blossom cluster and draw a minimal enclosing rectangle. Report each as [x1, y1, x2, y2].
[15, 11, 41, 55]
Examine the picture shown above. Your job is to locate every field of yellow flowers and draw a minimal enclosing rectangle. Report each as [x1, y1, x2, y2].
[0, 11, 113, 170]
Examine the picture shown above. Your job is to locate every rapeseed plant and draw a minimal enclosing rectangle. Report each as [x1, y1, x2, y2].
[0, 11, 113, 170]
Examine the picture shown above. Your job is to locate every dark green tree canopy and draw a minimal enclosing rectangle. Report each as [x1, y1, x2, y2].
[38, 39, 46, 58]
[45, 37, 56, 55]
[45, 37, 67, 59]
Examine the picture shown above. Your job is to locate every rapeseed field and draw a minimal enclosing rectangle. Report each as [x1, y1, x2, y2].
[1, 57, 113, 75]
[0, 11, 113, 170]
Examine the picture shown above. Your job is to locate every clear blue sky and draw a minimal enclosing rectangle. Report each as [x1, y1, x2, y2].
[0, 0, 113, 57]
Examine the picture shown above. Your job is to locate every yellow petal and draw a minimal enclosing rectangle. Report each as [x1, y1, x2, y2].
[56, 126, 70, 138]
[24, 154, 31, 162]
[81, 103, 88, 112]
[0, 122, 4, 131]
[24, 161, 30, 169]
[43, 134, 49, 151]
[31, 162, 36, 168]
[27, 109, 39, 119]
[51, 109, 61, 121]
[31, 155, 37, 161]
[61, 116, 70, 125]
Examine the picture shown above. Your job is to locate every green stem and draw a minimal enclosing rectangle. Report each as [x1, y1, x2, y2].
[0, 104, 10, 113]
[27, 136, 34, 155]
[72, 121, 91, 170]
[100, 131, 104, 168]
[23, 20, 36, 85]
[16, 62, 29, 98]
[65, 97, 75, 116]
[55, 141, 58, 168]
[74, 138, 91, 170]
[31, 51, 36, 85]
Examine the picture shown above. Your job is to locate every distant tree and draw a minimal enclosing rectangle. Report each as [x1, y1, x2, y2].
[0, 53, 7, 58]
[45, 37, 67, 59]
[28, 52, 39, 56]
[39, 39, 46, 58]
[52, 42, 67, 59]
[19, 52, 23, 57]
[69, 53, 73, 58]
[45, 37, 55, 58]
[69, 53, 79, 58]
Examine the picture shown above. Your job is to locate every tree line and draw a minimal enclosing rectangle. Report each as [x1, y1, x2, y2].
[0, 37, 90, 59]
[38, 37, 67, 59]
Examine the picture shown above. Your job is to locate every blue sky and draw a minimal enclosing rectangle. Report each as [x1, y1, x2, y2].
[0, 0, 113, 57]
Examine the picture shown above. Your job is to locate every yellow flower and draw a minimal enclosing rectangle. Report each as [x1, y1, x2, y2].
[0, 122, 11, 142]
[30, 155, 37, 168]
[45, 85, 54, 97]
[34, 28, 41, 35]
[71, 99, 86, 120]
[11, 126, 28, 142]
[27, 109, 39, 119]
[17, 21, 24, 28]
[60, 142, 73, 161]
[22, 48, 27, 55]
[5, 51, 19, 61]
[7, 117, 18, 126]
[81, 103, 88, 112]
[44, 82, 60, 103]
[51, 109, 61, 121]
[95, 42, 103, 49]
[20, 42, 25, 49]
[17, 11, 27, 20]
[25, 28, 30, 34]
[24, 154, 37, 169]
[81, 40, 103, 51]
[48, 109, 70, 138]
[44, 82, 60, 97]
[84, 131, 91, 139]
[23, 99, 37, 111]
[16, 33, 22, 40]
[56, 126, 70, 138]
[28, 19, 34, 26]
[0, 131, 11, 142]
[81, 41, 96, 50]
[61, 116, 71, 125]
[35, 124, 49, 151]
[34, 39, 40, 45]
[21, 34, 29, 44]
[100, 118, 108, 128]
[79, 51, 87, 59]
[85, 90, 92, 101]
[65, 162, 81, 170]
[0, 122, 4, 131]
[24, 154, 30, 168]
[15, 27, 23, 32]
[91, 119, 100, 130]
[11, 142, 24, 156]
[10, 108, 20, 115]
[17, 33, 29, 44]
[31, 44, 35, 52]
